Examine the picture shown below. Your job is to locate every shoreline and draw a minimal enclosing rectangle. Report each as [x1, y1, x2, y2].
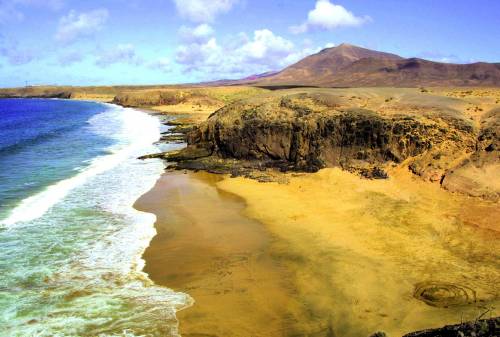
[135, 164, 499, 336]
[0, 98, 192, 336]
[129, 97, 499, 336]
[134, 170, 333, 336]
[6, 96, 497, 336]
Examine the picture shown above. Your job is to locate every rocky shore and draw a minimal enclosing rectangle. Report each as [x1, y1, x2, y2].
[0, 90, 72, 99]
[135, 87, 499, 337]
[145, 88, 499, 201]
[2, 85, 498, 336]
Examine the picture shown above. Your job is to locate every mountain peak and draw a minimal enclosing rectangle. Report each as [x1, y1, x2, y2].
[254, 43, 500, 87]
[320, 43, 357, 53]
[321, 43, 402, 60]
[337, 42, 355, 48]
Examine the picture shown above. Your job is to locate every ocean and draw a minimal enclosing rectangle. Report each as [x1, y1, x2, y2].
[0, 99, 191, 337]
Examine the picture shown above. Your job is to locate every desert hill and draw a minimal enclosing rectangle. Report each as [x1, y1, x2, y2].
[254, 43, 500, 87]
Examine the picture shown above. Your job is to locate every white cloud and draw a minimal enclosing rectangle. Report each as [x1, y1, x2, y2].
[290, 0, 370, 34]
[172, 0, 238, 23]
[175, 28, 320, 78]
[95, 44, 143, 67]
[239, 29, 294, 62]
[55, 9, 108, 44]
[179, 24, 215, 43]
[176, 37, 222, 72]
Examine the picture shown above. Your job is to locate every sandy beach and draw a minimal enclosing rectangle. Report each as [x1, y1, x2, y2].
[136, 167, 499, 337]
[3, 2, 500, 335]
[135, 171, 321, 336]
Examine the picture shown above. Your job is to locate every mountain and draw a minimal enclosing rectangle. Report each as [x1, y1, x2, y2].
[254, 43, 500, 87]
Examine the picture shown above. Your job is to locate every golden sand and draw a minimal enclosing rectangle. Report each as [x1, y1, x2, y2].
[137, 167, 499, 336]
[135, 172, 315, 336]
[217, 167, 499, 336]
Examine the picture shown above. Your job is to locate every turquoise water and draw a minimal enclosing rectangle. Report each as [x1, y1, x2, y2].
[0, 99, 191, 336]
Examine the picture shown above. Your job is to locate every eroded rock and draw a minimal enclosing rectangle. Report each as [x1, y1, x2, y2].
[441, 108, 500, 201]
[403, 317, 499, 337]
[175, 92, 477, 181]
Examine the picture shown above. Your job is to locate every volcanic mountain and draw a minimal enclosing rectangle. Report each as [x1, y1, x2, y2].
[254, 43, 500, 87]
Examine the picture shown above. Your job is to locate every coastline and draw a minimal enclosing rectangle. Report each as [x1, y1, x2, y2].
[134, 171, 306, 336]
[135, 164, 499, 336]
[0, 98, 192, 336]
[105, 97, 498, 336]
[4, 94, 498, 336]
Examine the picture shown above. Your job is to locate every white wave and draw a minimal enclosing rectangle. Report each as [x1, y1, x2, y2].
[0, 102, 193, 336]
[1, 105, 160, 228]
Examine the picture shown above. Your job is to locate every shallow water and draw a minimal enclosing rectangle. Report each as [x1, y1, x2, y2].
[0, 99, 191, 336]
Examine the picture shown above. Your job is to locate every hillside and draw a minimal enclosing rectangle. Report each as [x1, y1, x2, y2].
[255, 43, 500, 87]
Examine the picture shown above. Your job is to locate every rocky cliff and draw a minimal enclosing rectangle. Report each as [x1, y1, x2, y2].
[162, 88, 498, 200]
[441, 107, 500, 199]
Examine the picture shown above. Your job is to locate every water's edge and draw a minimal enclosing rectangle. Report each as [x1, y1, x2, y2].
[0, 99, 192, 337]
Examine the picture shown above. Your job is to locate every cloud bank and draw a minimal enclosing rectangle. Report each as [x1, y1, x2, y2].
[172, 0, 238, 23]
[55, 9, 108, 44]
[175, 27, 322, 78]
[95, 44, 142, 67]
[291, 0, 370, 34]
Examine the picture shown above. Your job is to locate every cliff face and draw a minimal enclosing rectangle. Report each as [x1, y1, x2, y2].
[113, 89, 221, 107]
[163, 88, 499, 199]
[185, 92, 475, 176]
[441, 108, 500, 199]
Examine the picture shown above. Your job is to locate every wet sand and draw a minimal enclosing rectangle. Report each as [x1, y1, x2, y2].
[135, 172, 325, 336]
[136, 168, 499, 337]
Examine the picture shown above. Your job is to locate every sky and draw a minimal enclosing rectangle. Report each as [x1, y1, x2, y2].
[0, 0, 499, 87]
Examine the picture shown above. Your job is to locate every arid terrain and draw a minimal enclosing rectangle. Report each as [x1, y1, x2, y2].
[2, 0, 499, 333]
[151, 86, 499, 202]
[251, 44, 500, 87]
[133, 86, 498, 336]
[1, 68, 499, 337]
[105, 84, 498, 336]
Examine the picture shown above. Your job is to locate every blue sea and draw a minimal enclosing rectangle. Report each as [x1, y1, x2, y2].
[0, 99, 191, 336]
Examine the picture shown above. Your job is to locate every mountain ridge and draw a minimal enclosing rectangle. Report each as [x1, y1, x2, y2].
[244, 43, 500, 87]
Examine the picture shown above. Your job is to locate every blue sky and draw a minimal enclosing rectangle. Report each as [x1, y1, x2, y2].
[0, 0, 499, 87]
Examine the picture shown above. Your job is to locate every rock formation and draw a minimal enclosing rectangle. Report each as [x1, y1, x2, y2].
[402, 317, 499, 337]
[162, 89, 499, 200]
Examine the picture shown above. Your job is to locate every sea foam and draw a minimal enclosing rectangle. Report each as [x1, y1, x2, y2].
[0, 102, 192, 336]
[1, 105, 158, 228]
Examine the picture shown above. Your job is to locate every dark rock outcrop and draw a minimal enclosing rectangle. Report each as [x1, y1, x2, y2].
[402, 317, 499, 337]
[173, 92, 476, 178]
